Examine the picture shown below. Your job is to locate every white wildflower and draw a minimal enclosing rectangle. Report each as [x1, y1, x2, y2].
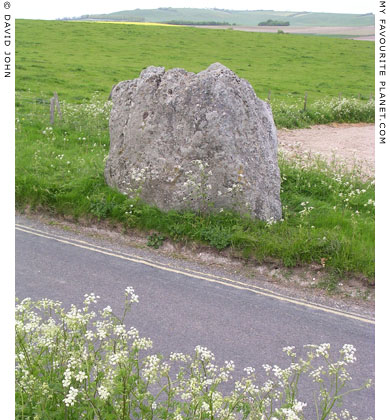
[244, 366, 255, 375]
[114, 324, 126, 336]
[63, 386, 78, 406]
[97, 385, 110, 401]
[62, 368, 72, 387]
[85, 330, 94, 341]
[102, 305, 112, 315]
[225, 360, 235, 370]
[75, 371, 87, 382]
[282, 346, 296, 357]
[170, 352, 189, 362]
[125, 286, 139, 303]
[195, 345, 215, 361]
[340, 344, 357, 364]
[201, 402, 210, 412]
[292, 399, 307, 412]
[262, 364, 272, 374]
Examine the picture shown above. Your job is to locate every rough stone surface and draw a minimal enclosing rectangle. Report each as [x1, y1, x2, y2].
[104, 63, 282, 220]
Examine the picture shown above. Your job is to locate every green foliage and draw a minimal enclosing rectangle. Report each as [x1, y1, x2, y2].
[258, 19, 290, 26]
[198, 225, 233, 250]
[147, 233, 166, 249]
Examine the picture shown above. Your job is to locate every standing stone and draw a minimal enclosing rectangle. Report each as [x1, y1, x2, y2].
[105, 63, 282, 220]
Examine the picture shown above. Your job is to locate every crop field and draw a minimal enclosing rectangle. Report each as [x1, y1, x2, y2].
[15, 20, 375, 285]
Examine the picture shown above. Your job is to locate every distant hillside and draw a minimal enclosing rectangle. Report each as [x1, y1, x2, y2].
[68, 8, 374, 27]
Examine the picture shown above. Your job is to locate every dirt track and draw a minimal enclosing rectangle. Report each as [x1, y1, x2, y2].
[277, 123, 375, 176]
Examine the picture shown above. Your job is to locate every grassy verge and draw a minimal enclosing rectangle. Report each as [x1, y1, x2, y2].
[15, 94, 375, 283]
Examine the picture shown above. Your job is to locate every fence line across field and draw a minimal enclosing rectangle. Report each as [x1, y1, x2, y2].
[15, 91, 375, 126]
[15, 92, 374, 106]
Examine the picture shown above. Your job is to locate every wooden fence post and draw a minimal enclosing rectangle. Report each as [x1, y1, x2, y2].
[54, 92, 62, 120]
[50, 97, 55, 125]
[303, 92, 308, 111]
[267, 90, 271, 102]
[49, 92, 63, 124]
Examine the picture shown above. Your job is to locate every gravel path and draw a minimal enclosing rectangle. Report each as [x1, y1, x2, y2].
[277, 123, 375, 176]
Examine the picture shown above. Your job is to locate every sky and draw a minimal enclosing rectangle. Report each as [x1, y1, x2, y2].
[16, 1, 374, 20]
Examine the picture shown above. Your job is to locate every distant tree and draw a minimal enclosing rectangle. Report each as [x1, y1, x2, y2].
[258, 19, 290, 26]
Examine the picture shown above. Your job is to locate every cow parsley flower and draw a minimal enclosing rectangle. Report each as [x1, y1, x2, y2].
[97, 385, 110, 401]
[63, 386, 78, 406]
[62, 368, 72, 387]
[244, 366, 255, 375]
[75, 371, 87, 382]
[340, 344, 357, 364]
[195, 345, 215, 362]
[85, 330, 94, 341]
[292, 399, 307, 412]
[125, 286, 139, 303]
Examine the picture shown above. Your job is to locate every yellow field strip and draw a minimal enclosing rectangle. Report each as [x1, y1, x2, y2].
[16, 224, 374, 325]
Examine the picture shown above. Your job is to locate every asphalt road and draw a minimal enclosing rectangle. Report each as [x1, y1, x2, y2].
[15, 215, 375, 419]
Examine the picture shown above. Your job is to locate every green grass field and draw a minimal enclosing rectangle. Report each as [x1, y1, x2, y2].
[15, 20, 375, 285]
[16, 20, 374, 103]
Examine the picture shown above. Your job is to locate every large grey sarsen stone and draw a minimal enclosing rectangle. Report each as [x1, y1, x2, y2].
[105, 63, 282, 220]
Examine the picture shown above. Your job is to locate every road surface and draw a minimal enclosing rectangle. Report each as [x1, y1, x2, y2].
[15, 214, 375, 419]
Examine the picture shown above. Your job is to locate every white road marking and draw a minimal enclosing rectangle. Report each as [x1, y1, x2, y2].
[16, 223, 374, 325]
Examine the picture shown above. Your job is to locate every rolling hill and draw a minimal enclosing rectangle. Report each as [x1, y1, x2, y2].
[67, 8, 374, 27]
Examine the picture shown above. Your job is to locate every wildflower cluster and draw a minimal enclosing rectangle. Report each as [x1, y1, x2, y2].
[120, 165, 162, 199]
[265, 216, 278, 227]
[61, 92, 112, 133]
[183, 160, 215, 212]
[299, 201, 314, 218]
[310, 98, 374, 125]
[16, 288, 373, 420]
[279, 142, 375, 222]
[42, 126, 56, 141]
[271, 97, 374, 129]
[118, 158, 249, 215]
[182, 159, 248, 214]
